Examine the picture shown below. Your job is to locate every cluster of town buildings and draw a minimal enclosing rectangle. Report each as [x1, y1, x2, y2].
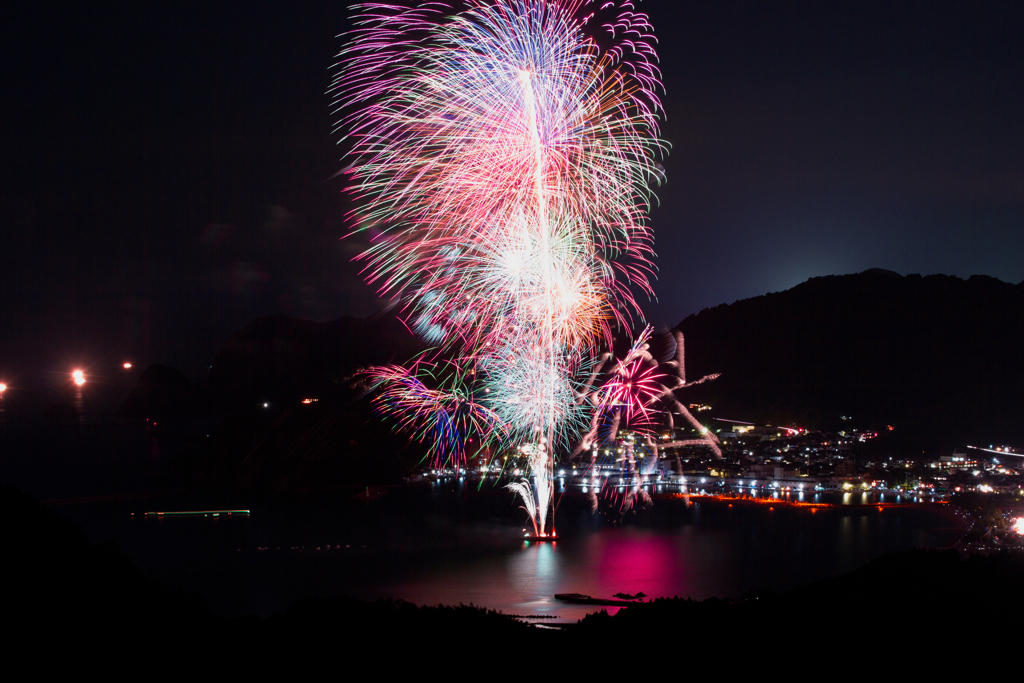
[423, 415, 1021, 503]
[642, 420, 1023, 498]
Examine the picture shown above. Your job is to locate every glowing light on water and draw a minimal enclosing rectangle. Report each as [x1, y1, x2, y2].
[72, 369, 85, 386]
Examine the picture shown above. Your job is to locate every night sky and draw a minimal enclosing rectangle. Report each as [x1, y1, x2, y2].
[2, 0, 1023, 394]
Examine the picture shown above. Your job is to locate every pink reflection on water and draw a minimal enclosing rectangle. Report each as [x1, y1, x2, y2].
[361, 526, 739, 622]
[593, 532, 679, 589]
[584, 529, 686, 599]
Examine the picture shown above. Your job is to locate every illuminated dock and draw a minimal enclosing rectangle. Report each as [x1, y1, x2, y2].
[144, 510, 250, 518]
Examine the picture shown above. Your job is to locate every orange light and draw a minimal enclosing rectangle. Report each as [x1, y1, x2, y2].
[123, 362, 132, 369]
[72, 369, 86, 386]
[674, 492, 832, 510]
[0, 383, 6, 394]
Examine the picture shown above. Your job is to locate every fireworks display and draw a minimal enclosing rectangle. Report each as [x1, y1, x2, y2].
[335, 0, 666, 535]
[573, 328, 722, 462]
[571, 328, 722, 514]
[366, 362, 502, 468]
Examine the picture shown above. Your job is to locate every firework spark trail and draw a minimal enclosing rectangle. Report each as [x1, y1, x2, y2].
[366, 363, 503, 468]
[573, 329, 721, 459]
[335, 1, 665, 534]
[571, 328, 721, 514]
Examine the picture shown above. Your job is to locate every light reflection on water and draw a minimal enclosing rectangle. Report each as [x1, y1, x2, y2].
[371, 499, 955, 622]
[3, 423, 958, 621]
[60, 489, 962, 622]
[387, 529, 713, 621]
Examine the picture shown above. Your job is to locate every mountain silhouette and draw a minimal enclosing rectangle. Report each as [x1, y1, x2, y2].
[675, 270, 1024, 450]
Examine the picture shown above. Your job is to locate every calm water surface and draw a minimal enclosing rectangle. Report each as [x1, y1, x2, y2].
[62, 482, 961, 622]
[1, 422, 962, 622]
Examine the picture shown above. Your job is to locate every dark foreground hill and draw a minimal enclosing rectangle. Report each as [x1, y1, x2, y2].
[676, 269, 1024, 450]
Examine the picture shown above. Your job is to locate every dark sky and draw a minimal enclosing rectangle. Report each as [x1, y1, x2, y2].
[2, 0, 1023, 392]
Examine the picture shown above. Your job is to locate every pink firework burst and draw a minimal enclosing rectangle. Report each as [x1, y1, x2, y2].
[602, 356, 664, 428]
